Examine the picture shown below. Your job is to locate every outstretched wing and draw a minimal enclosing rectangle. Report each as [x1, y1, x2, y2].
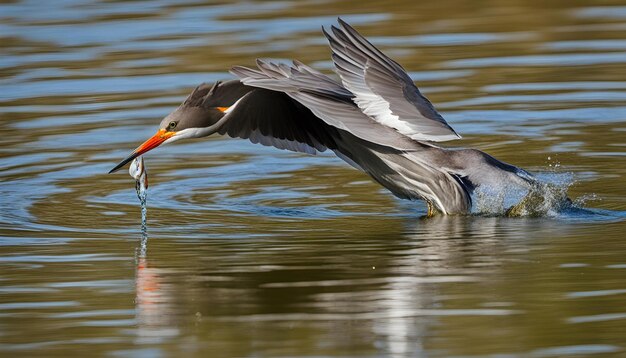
[230, 59, 418, 151]
[324, 18, 460, 142]
[217, 87, 338, 155]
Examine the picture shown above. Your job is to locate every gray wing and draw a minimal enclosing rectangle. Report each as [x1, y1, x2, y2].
[324, 18, 461, 142]
[230, 59, 419, 151]
[217, 88, 338, 155]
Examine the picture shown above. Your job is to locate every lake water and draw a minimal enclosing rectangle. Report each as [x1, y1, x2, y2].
[1, 0, 626, 356]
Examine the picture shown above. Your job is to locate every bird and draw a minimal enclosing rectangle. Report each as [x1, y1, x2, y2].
[109, 18, 536, 216]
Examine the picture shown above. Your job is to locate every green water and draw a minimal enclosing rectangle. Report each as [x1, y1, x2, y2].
[1, 0, 625, 356]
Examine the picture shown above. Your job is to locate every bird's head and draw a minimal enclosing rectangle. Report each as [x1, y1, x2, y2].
[109, 80, 251, 173]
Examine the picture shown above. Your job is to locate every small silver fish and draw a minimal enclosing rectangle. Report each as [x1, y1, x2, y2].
[129, 156, 148, 194]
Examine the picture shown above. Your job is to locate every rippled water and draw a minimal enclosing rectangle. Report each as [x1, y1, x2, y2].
[1, 0, 626, 356]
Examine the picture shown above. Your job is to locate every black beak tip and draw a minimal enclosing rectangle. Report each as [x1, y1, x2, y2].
[108, 153, 137, 174]
[108, 166, 121, 174]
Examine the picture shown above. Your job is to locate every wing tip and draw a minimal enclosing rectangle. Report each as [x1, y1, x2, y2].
[337, 17, 348, 27]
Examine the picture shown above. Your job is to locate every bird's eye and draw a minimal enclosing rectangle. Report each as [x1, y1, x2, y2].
[167, 121, 177, 130]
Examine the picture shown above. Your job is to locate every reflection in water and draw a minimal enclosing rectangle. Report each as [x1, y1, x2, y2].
[204, 216, 536, 356]
[135, 256, 179, 344]
[367, 216, 528, 356]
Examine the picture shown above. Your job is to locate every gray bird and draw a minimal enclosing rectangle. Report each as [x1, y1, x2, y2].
[110, 19, 535, 215]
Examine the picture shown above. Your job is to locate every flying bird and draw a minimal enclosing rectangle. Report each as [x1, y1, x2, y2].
[110, 19, 535, 215]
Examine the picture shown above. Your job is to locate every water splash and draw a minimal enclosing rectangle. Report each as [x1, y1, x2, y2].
[129, 157, 148, 258]
[472, 170, 576, 217]
[573, 193, 601, 207]
[505, 180, 573, 217]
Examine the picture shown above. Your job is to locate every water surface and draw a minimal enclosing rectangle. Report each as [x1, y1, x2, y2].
[1, 0, 626, 356]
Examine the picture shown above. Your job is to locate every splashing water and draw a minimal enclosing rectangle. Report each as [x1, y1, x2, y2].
[472, 170, 576, 217]
[505, 179, 573, 217]
[129, 157, 148, 258]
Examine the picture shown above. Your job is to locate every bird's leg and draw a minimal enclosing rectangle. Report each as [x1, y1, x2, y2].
[426, 200, 437, 217]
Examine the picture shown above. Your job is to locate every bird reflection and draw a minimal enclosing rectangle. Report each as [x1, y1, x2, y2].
[370, 215, 537, 356]
[311, 215, 526, 357]
[127, 213, 548, 356]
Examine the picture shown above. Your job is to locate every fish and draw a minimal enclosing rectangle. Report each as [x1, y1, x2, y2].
[129, 156, 148, 195]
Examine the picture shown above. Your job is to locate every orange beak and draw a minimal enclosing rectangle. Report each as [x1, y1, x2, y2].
[109, 129, 175, 173]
